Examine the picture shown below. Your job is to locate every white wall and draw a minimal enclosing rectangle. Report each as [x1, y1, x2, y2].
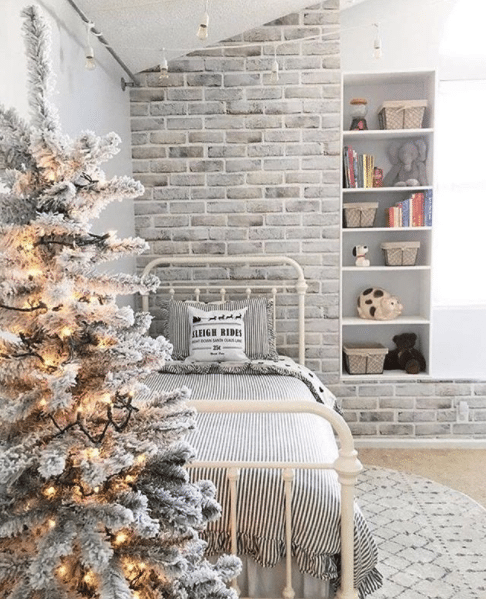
[0, 0, 137, 303]
[341, 0, 486, 84]
[341, 0, 467, 75]
[340, 0, 486, 380]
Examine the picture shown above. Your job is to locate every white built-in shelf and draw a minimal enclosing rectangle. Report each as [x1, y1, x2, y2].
[343, 226, 432, 233]
[343, 128, 433, 140]
[342, 266, 431, 272]
[340, 69, 436, 380]
[342, 316, 430, 326]
[342, 370, 431, 381]
[343, 186, 432, 194]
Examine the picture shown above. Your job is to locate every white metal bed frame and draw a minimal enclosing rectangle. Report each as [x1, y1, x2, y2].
[141, 255, 362, 599]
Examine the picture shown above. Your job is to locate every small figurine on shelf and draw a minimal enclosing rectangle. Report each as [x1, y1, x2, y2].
[349, 97, 369, 130]
[353, 245, 370, 267]
[357, 287, 403, 320]
[372, 167, 383, 188]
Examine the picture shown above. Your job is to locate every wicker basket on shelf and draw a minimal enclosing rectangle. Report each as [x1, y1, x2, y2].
[343, 343, 389, 375]
[381, 241, 420, 266]
[343, 202, 378, 228]
[378, 100, 427, 130]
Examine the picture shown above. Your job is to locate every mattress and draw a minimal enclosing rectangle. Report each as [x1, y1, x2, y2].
[144, 359, 382, 598]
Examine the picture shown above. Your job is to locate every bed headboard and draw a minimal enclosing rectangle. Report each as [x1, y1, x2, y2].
[141, 255, 308, 365]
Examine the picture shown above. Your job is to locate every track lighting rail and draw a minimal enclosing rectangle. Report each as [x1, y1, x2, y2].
[65, 0, 139, 90]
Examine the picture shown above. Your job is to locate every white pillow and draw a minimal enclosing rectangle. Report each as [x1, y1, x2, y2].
[185, 306, 248, 362]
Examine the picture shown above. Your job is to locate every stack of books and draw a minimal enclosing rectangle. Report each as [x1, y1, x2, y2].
[343, 146, 375, 188]
[386, 190, 433, 227]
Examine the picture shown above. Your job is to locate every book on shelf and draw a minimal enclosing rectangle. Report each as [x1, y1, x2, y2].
[412, 192, 424, 227]
[387, 205, 402, 227]
[386, 190, 432, 228]
[343, 146, 375, 188]
[424, 189, 433, 226]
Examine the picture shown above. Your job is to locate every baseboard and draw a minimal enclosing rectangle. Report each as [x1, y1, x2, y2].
[354, 437, 486, 449]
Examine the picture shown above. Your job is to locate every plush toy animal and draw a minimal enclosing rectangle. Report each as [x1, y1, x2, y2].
[353, 245, 370, 267]
[384, 332, 426, 374]
[357, 287, 403, 320]
[383, 139, 427, 187]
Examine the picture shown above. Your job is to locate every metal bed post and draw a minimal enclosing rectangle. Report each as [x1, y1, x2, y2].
[227, 467, 241, 596]
[282, 468, 296, 599]
[333, 454, 361, 599]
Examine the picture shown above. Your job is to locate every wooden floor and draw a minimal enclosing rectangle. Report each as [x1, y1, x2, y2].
[357, 448, 486, 508]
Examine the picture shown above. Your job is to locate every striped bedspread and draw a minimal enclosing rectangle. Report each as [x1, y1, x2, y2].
[145, 361, 382, 598]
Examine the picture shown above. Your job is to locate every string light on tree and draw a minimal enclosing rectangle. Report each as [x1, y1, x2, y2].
[43, 485, 57, 498]
[115, 531, 128, 545]
[59, 325, 73, 338]
[57, 565, 68, 579]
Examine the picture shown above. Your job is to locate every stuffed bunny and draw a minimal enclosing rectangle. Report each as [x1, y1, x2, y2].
[383, 139, 427, 187]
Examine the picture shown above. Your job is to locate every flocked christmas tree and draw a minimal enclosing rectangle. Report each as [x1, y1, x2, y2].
[0, 6, 240, 599]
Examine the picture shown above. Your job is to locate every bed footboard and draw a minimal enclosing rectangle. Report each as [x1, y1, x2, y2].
[186, 400, 361, 599]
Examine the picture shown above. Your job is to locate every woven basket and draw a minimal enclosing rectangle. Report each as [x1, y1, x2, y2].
[378, 100, 427, 130]
[343, 202, 378, 228]
[343, 343, 388, 375]
[381, 241, 420, 266]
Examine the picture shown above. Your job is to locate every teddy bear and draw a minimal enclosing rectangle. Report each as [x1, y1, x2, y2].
[382, 139, 428, 187]
[357, 287, 403, 320]
[384, 332, 426, 374]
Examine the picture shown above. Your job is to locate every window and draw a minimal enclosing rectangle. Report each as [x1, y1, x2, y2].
[431, 0, 486, 378]
[433, 79, 486, 306]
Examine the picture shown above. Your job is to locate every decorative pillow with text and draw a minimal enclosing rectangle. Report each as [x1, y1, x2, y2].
[162, 297, 278, 361]
[185, 306, 249, 362]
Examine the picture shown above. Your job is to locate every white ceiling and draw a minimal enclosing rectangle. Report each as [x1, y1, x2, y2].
[74, 0, 366, 75]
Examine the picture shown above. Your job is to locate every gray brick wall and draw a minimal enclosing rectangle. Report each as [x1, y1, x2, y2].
[129, 0, 485, 439]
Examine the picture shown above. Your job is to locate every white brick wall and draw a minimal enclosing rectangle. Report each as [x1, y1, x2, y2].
[129, 0, 486, 439]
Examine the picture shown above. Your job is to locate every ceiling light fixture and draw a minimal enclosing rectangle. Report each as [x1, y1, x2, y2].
[159, 48, 169, 79]
[85, 22, 96, 70]
[373, 23, 383, 59]
[197, 0, 209, 40]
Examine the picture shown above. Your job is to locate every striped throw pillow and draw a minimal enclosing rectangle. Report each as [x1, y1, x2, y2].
[161, 297, 278, 361]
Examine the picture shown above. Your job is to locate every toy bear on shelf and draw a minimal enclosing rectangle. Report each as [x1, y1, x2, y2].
[384, 332, 426, 374]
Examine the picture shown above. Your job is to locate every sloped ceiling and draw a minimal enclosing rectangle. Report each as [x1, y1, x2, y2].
[74, 0, 364, 75]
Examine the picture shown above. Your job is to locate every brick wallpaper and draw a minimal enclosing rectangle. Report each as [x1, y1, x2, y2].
[129, 0, 486, 439]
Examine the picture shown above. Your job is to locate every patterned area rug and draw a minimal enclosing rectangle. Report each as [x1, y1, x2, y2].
[356, 466, 486, 599]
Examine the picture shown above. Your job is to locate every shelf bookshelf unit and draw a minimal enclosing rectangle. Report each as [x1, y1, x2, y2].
[340, 70, 436, 380]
